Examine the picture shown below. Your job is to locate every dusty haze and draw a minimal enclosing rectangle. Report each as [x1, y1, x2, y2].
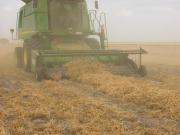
[0, 0, 180, 42]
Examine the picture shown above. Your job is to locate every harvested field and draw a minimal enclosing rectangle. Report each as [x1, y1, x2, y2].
[0, 43, 180, 135]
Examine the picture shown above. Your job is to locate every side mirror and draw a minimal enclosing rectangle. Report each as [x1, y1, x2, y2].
[95, 0, 99, 10]
[10, 29, 14, 40]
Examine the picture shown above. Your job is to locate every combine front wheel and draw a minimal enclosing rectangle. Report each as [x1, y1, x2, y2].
[23, 41, 32, 72]
[15, 47, 23, 68]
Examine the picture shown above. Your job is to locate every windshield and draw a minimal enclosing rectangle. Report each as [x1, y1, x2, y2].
[49, 0, 83, 32]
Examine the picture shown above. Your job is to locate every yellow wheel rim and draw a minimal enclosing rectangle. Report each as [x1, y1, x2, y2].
[24, 48, 27, 66]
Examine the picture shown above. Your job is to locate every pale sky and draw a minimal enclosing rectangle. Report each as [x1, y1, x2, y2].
[0, 0, 180, 42]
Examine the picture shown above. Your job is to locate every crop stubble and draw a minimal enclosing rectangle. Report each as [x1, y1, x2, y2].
[0, 44, 179, 134]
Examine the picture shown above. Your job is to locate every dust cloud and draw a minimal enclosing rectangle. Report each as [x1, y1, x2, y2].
[0, 43, 179, 134]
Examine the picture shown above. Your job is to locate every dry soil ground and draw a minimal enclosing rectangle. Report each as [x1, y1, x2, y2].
[0, 43, 179, 135]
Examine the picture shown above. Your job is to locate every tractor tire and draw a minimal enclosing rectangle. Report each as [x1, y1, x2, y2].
[23, 40, 32, 72]
[138, 65, 147, 77]
[85, 38, 100, 50]
[15, 47, 23, 68]
[23, 37, 44, 72]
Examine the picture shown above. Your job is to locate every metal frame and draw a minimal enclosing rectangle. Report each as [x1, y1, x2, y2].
[89, 10, 108, 49]
[32, 48, 147, 69]
[31, 48, 147, 80]
[38, 49, 147, 57]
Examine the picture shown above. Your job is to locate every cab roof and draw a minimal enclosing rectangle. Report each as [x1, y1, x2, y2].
[21, 0, 31, 3]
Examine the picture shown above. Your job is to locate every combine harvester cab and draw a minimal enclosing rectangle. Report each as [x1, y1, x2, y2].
[15, 0, 147, 81]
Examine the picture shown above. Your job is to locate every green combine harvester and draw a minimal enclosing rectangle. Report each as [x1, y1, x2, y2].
[15, 0, 147, 80]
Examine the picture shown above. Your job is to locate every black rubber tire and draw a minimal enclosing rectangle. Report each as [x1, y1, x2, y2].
[138, 65, 147, 77]
[15, 47, 23, 68]
[85, 38, 100, 50]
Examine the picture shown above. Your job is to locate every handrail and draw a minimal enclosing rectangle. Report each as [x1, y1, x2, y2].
[38, 49, 147, 57]
[89, 10, 109, 48]
[99, 12, 108, 47]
